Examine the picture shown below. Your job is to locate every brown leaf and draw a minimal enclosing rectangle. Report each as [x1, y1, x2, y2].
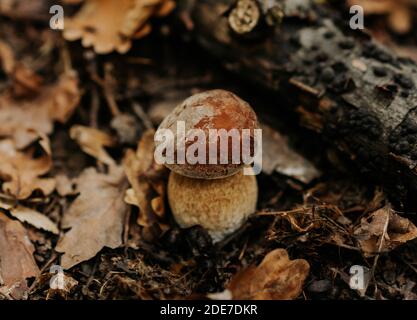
[63, 0, 175, 54]
[0, 139, 55, 200]
[0, 71, 80, 149]
[55, 166, 129, 269]
[348, 0, 396, 14]
[387, 5, 413, 34]
[227, 249, 310, 300]
[70, 125, 117, 166]
[0, 212, 40, 299]
[261, 124, 321, 184]
[55, 174, 77, 197]
[354, 205, 417, 257]
[123, 129, 168, 231]
[0, 198, 58, 234]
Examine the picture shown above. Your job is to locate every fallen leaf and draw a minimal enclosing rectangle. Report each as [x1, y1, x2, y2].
[55, 174, 77, 197]
[227, 249, 310, 300]
[0, 139, 55, 199]
[0, 198, 58, 234]
[63, 0, 175, 54]
[123, 129, 168, 232]
[70, 125, 117, 166]
[55, 166, 129, 269]
[124, 188, 140, 207]
[0, 211, 40, 299]
[0, 71, 80, 149]
[10, 206, 59, 235]
[354, 205, 417, 257]
[261, 124, 321, 184]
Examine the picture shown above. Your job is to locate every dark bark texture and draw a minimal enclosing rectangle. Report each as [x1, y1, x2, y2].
[185, 0, 417, 204]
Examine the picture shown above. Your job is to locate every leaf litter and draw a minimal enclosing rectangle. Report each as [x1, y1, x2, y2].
[0, 138, 56, 200]
[0, 0, 417, 301]
[0, 212, 40, 299]
[55, 166, 129, 269]
[216, 249, 310, 300]
[63, 0, 175, 54]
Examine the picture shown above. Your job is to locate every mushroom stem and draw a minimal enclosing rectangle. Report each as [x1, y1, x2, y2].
[168, 169, 258, 242]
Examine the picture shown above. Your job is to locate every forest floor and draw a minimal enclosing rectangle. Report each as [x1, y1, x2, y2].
[1, 0, 417, 300]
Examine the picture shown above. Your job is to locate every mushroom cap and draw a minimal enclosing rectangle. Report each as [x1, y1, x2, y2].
[156, 89, 259, 179]
[168, 169, 258, 242]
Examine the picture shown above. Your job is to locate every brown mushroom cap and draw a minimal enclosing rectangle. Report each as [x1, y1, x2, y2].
[168, 170, 258, 242]
[156, 89, 259, 179]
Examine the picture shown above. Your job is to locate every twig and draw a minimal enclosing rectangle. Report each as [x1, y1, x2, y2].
[132, 102, 154, 129]
[369, 211, 390, 296]
[86, 53, 120, 117]
[89, 84, 100, 128]
[59, 38, 73, 73]
[102, 63, 121, 116]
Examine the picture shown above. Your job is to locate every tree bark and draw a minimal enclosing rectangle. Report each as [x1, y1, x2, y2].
[185, 0, 417, 204]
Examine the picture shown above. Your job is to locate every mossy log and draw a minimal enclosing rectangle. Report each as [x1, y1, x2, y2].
[185, 0, 417, 205]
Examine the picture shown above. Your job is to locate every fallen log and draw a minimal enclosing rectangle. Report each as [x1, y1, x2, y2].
[184, 0, 417, 206]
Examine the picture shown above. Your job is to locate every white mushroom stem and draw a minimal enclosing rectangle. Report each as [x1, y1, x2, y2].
[168, 170, 258, 242]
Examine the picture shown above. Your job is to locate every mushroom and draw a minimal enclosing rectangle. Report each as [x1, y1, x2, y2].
[168, 170, 258, 242]
[155, 89, 260, 242]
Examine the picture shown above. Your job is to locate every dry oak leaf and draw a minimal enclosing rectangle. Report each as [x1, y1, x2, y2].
[354, 205, 417, 257]
[0, 212, 40, 299]
[70, 125, 117, 166]
[227, 249, 310, 300]
[63, 0, 175, 54]
[0, 71, 80, 149]
[0, 139, 55, 200]
[123, 129, 168, 229]
[348, 0, 417, 34]
[55, 166, 129, 269]
[0, 198, 58, 234]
